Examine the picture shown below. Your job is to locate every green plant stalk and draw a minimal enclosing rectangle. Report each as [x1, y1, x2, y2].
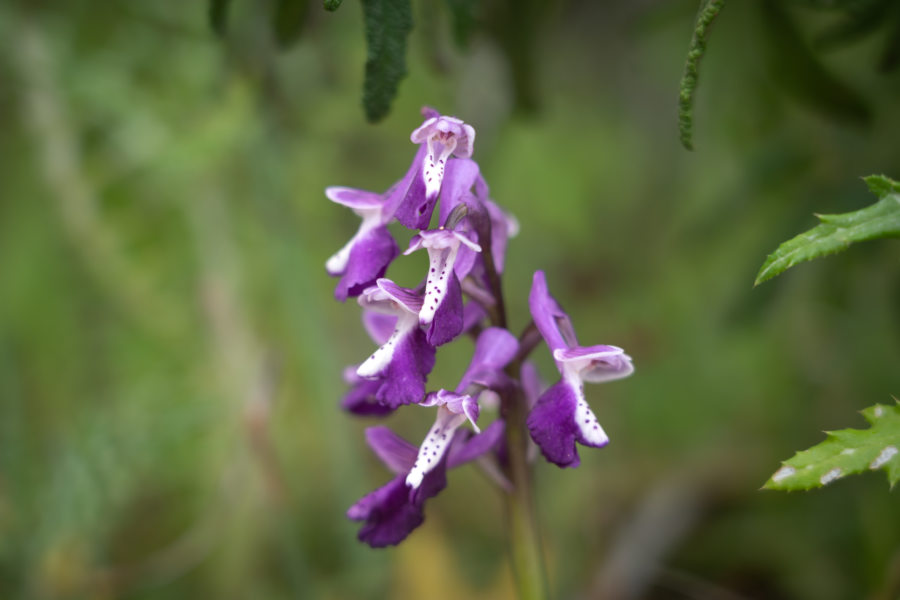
[502, 370, 549, 600]
[477, 198, 548, 600]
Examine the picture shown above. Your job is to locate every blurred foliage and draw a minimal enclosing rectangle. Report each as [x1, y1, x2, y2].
[0, 1, 899, 600]
[756, 174, 900, 285]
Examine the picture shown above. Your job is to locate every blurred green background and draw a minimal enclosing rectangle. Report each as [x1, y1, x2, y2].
[2, 1, 899, 598]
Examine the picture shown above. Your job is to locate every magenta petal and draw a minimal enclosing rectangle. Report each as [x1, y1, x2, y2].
[365, 426, 418, 475]
[334, 226, 399, 301]
[454, 242, 478, 280]
[458, 327, 518, 391]
[485, 199, 516, 274]
[438, 159, 481, 225]
[394, 168, 434, 229]
[425, 273, 464, 346]
[348, 476, 425, 548]
[383, 144, 426, 219]
[526, 380, 584, 468]
[520, 361, 543, 409]
[362, 310, 397, 345]
[377, 279, 424, 314]
[342, 377, 396, 417]
[375, 327, 436, 407]
[462, 301, 486, 333]
[447, 421, 505, 468]
[325, 186, 384, 210]
[528, 271, 578, 352]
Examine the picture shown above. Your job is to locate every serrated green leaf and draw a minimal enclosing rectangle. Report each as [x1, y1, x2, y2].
[272, 0, 310, 50]
[754, 174, 900, 285]
[678, 0, 726, 151]
[360, 0, 413, 123]
[209, 0, 231, 37]
[764, 402, 900, 491]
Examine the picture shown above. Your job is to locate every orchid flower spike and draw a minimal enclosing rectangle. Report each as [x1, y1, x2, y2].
[356, 280, 436, 408]
[394, 112, 476, 230]
[325, 187, 400, 301]
[526, 271, 634, 468]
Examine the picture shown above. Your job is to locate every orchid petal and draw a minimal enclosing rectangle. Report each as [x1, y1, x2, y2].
[365, 426, 418, 475]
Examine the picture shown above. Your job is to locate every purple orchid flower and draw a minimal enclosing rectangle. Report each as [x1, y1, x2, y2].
[405, 227, 481, 347]
[325, 187, 400, 301]
[348, 422, 505, 547]
[394, 113, 476, 230]
[356, 279, 436, 407]
[526, 271, 634, 468]
[405, 327, 518, 489]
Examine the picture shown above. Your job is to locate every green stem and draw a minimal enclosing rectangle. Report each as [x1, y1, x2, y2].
[502, 369, 549, 600]
[474, 201, 548, 599]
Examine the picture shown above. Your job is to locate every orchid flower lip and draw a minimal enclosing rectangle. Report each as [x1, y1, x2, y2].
[405, 407, 467, 488]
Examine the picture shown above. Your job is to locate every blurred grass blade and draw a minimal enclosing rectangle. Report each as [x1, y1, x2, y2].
[272, 0, 310, 50]
[324, 0, 343, 12]
[678, 0, 725, 151]
[209, 0, 231, 36]
[755, 174, 900, 285]
[443, 0, 477, 49]
[361, 0, 413, 122]
[760, 0, 870, 126]
[764, 402, 900, 491]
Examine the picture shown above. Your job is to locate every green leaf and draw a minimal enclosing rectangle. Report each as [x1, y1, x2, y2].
[209, 0, 231, 37]
[272, 0, 310, 50]
[764, 402, 900, 491]
[324, 0, 344, 12]
[754, 174, 900, 285]
[361, 0, 413, 123]
[678, 0, 726, 151]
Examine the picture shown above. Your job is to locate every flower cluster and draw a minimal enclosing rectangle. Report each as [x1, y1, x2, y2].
[326, 108, 634, 547]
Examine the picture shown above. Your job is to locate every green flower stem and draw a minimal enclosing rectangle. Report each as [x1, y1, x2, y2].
[478, 201, 548, 600]
[502, 369, 549, 600]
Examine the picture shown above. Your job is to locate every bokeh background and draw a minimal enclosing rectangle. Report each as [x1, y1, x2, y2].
[2, 1, 899, 598]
